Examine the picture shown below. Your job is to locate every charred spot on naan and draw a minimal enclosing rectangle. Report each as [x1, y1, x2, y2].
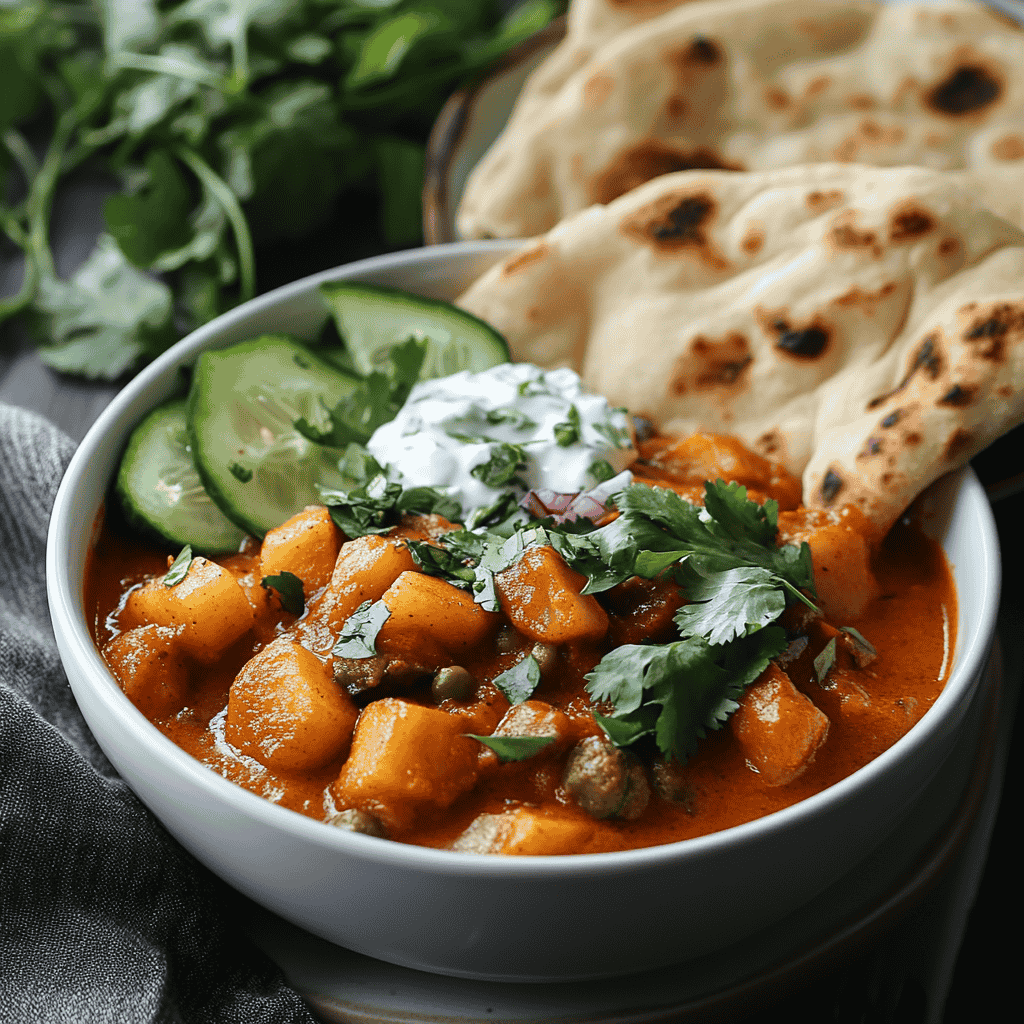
[591, 142, 741, 207]
[991, 134, 1024, 161]
[819, 468, 845, 506]
[827, 211, 882, 256]
[832, 119, 907, 163]
[806, 189, 846, 214]
[757, 309, 831, 360]
[960, 302, 1024, 363]
[867, 332, 945, 410]
[670, 332, 752, 396]
[938, 384, 977, 407]
[619, 188, 731, 269]
[925, 54, 1003, 118]
[888, 203, 936, 243]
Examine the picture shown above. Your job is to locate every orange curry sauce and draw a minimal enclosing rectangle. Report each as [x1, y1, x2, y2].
[84, 433, 956, 854]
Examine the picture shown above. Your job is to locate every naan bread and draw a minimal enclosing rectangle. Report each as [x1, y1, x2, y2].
[458, 0, 1024, 240]
[457, 163, 1024, 533]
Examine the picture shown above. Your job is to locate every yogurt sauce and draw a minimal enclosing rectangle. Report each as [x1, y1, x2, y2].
[367, 363, 636, 522]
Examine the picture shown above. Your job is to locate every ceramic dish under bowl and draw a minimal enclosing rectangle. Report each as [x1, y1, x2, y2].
[46, 241, 1000, 983]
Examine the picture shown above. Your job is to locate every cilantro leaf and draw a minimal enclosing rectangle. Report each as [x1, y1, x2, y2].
[318, 441, 459, 539]
[585, 627, 787, 762]
[553, 404, 580, 446]
[491, 655, 541, 705]
[163, 545, 193, 586]
[471, 442, 527, 488]
[295, 337, 428, 447]
[674, 564, 788, 645]
[465, 734, 555, 763]
[814, 637, 837, 683]
[261, 571, 305, 616]
[332, 599, 391, 659]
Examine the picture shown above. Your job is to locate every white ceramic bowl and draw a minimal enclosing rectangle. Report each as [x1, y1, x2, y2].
[46, 242, 1000, 983]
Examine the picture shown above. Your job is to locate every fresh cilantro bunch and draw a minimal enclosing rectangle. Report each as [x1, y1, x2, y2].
[0, 0, 565, 378]
[578, 481, 816, 762]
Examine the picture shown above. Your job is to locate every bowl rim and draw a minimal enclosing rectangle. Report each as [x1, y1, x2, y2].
[47, 240, 1002, 878]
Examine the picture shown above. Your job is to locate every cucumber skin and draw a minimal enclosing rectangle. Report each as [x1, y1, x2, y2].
[320, 281, 510, 378]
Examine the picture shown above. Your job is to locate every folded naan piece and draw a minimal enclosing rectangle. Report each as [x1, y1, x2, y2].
[457, 164, 1024, 533]
[458, 0, 1024, 240]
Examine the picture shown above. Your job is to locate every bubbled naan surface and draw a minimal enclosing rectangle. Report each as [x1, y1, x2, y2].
[457, 163, 1024, 532]
[458, 0, 1024, 240]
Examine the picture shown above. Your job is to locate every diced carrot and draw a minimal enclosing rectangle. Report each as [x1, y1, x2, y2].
[377, 571, 499, 655]
[778, 506, 879, 620]
[331, 698, 480, 830]
[495, 545, 608, 644]
[121, 557, 254, 661]
[102, 624, 189, 718]
[730, 663, 830, 786]
[260, 505, 342, 598]
[225, 638, 357, 773]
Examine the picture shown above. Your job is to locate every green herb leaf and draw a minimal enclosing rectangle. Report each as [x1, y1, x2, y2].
[589, 459, 615, 484]
[295, 337, 428, 447]
[492, 655, 541, 705]
[229, 462, 252, 482]
[164, 545, 193, 586]
[465, 734, 555, 763]
[814, 637, 837, 683]
[471, 442, 527, 488]
[586, 627, 787, 762]
[674, 564, 788, 645]
[261, 570, 305, 616]
[32, 236, 176, 380]
[553, 404, 581, 446]
[333, 599, 391, 659]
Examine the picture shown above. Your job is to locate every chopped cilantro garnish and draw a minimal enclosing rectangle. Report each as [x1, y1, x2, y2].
[465, 734, 556, 763]
[332, 600, 391, 659]
[470, 442, 527, 488]
[553, 404, 581, 447]
[261, 571, 305, 617]
[294, 337, 427, 447]
[814, 637, 837, 683]
[163, 545, 193, 587]
[491, 655, 542, 705]
[588, 459, 615, 483]
[319, 445, 461, 538]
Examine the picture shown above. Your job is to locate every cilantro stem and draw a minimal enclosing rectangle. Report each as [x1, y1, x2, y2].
[176, 147, 256, 302]
[2, 128, 41, 187]
[109, 51, 229, 91]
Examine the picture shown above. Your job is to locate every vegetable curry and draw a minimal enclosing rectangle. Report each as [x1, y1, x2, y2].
[85, 430, 955, 856]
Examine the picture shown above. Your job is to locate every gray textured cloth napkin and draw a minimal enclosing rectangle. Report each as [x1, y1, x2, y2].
[0, 402, 317, 1024]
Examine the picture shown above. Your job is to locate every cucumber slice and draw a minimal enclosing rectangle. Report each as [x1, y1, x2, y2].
[320, 281, 510, 379]
[115, 398, 247, 553]
[187, 335, 360, 538]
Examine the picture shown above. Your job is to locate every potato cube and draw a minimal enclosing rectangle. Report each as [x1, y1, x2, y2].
[730, 663, 830, 786]
[377, 571, 498, 655]
[495, 545, 608, 644]
[121, 557, 254, 661]
[451, 808, 600, 856]
[102, 625, 189, 718]
[260, 505, 342, 598]
[332, 698, 480, 830]
[226, 637, 357, 773]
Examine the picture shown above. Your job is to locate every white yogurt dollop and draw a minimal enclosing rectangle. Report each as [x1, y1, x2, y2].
[367, 363, 636, 522]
